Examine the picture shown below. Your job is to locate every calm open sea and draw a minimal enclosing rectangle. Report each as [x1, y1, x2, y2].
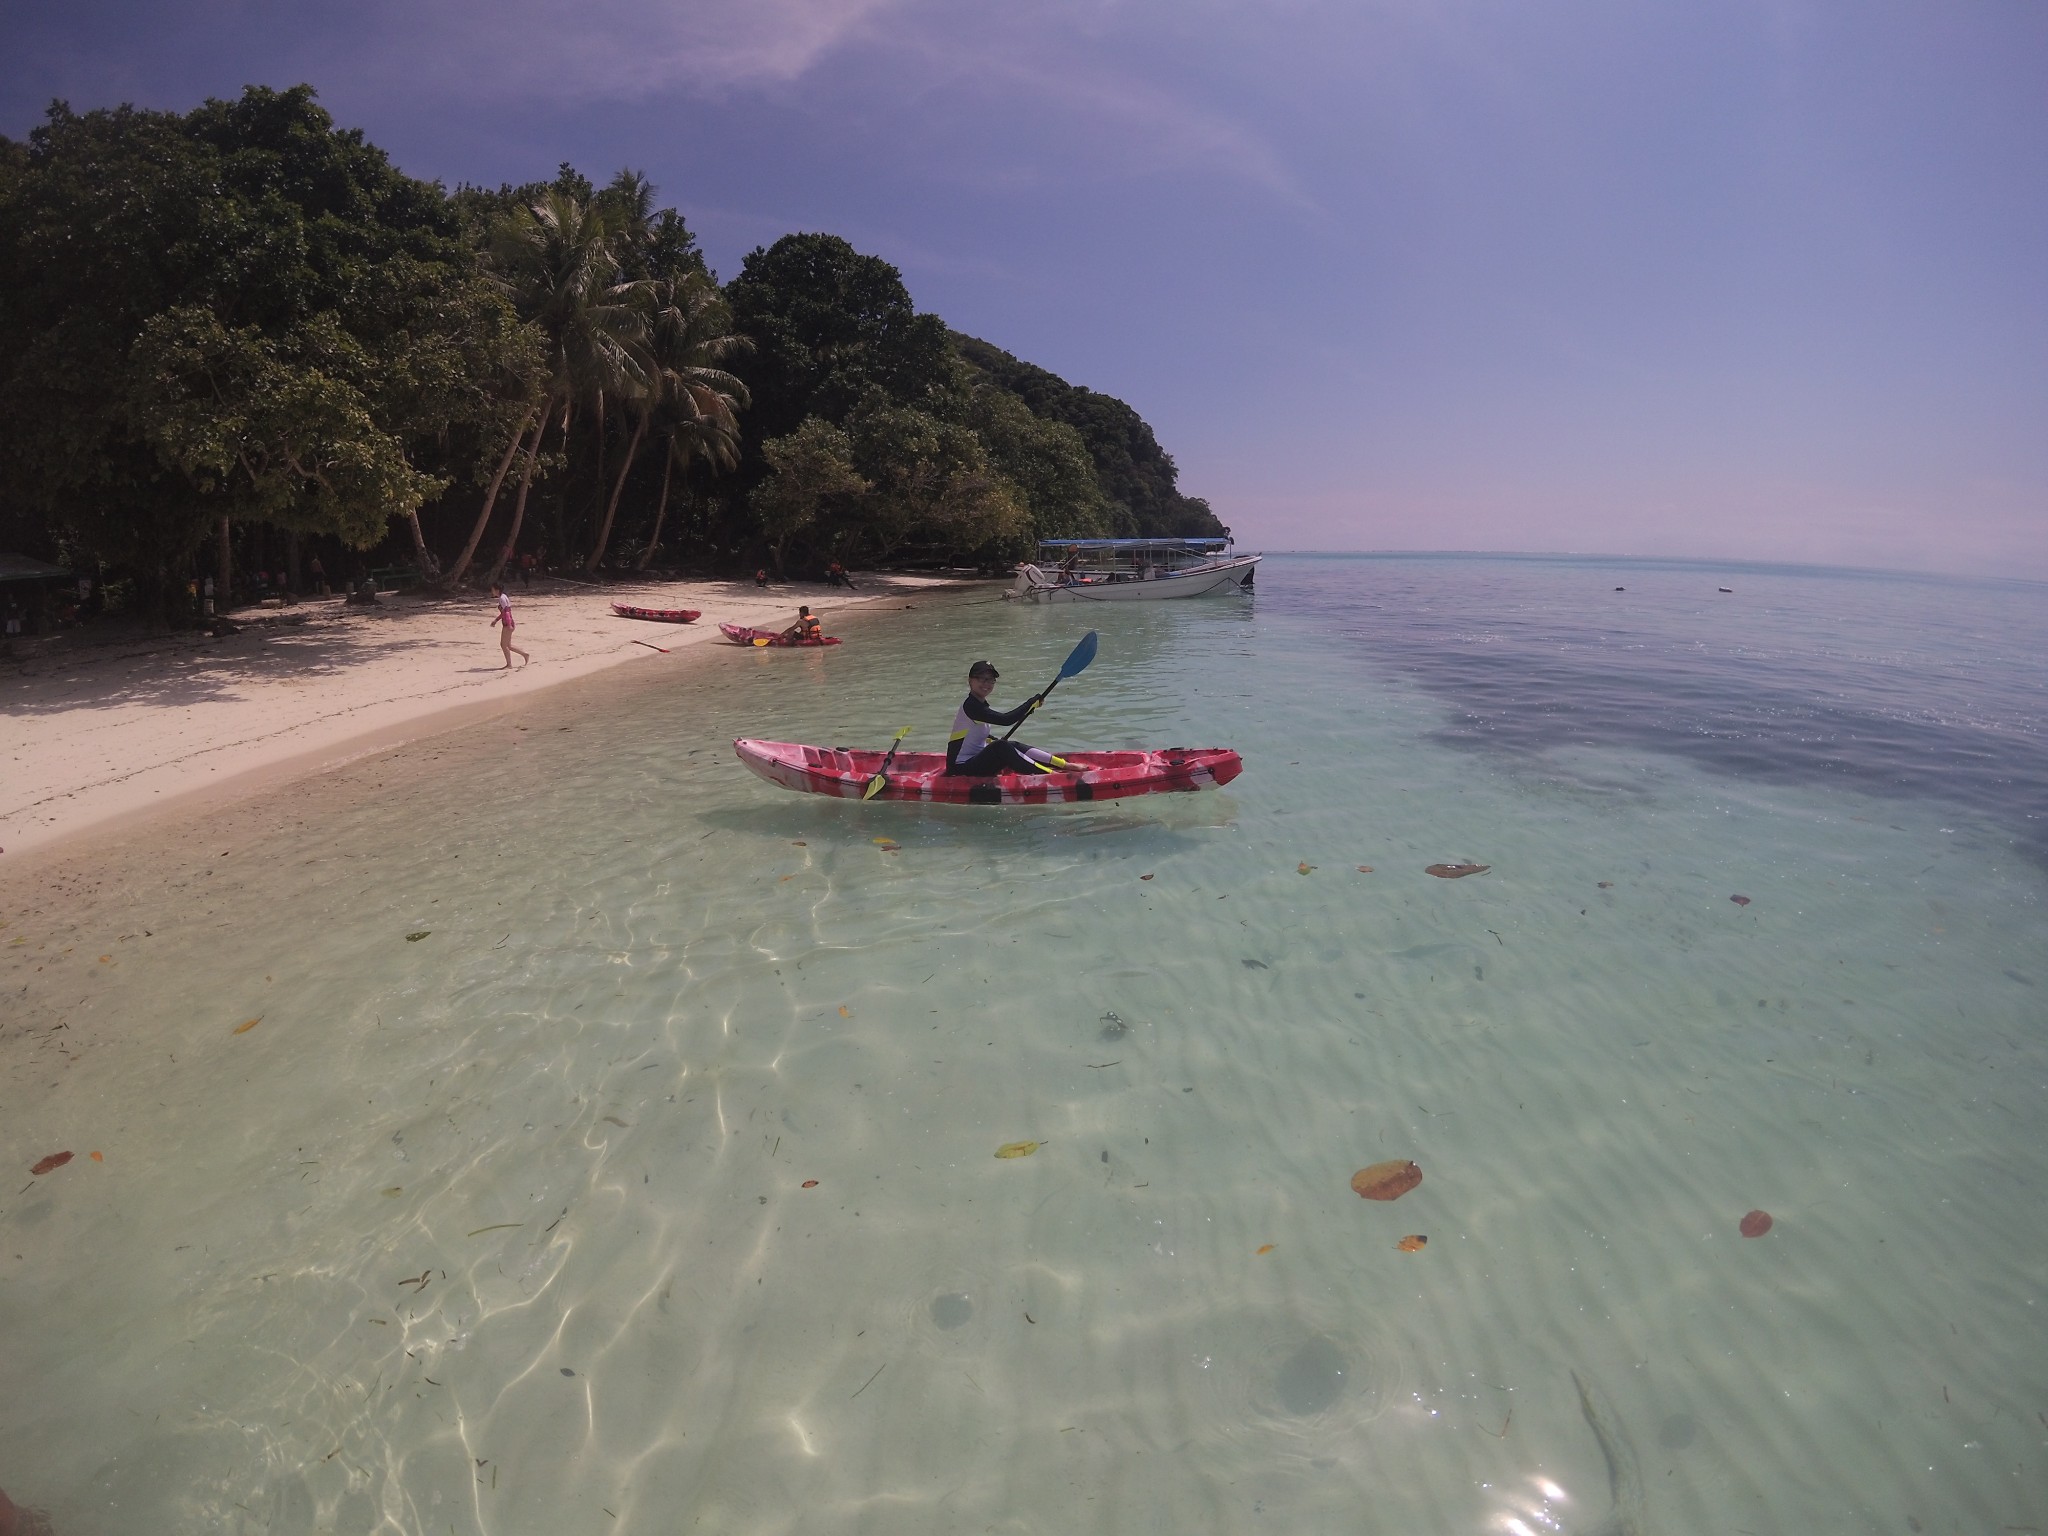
[3, 554, 2044, 1535]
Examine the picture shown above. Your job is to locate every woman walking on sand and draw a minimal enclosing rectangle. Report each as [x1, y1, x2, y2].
[489, 581, 530, 669]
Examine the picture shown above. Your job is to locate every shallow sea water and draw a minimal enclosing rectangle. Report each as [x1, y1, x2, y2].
[3, 555, 2045, 1535]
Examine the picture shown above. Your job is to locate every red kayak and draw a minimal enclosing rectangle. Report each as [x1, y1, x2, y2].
[734, 739, 1242, 804]
[720, 622, 841, 647]
[613, 604, 700, 623]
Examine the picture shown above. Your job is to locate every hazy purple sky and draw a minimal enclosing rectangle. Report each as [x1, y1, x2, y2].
[7, 1, 2045, 577]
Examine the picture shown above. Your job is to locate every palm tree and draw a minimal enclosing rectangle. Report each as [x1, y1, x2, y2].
[441, 189, 651, 587]
[638, 411, 742, 570]
[588, 273, 749, 571]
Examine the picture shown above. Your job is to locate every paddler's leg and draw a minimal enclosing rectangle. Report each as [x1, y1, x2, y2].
[1019, 745, 1071, 771]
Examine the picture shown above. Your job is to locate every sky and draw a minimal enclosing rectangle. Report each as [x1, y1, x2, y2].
[6, 0, 2046, 578]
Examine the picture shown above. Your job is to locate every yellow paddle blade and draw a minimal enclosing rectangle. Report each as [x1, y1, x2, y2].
[862, 775, 886, 800]
[752, 637, 771, 646]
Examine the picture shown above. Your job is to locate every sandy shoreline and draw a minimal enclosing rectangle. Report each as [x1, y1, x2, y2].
[1, 574, 955, 861]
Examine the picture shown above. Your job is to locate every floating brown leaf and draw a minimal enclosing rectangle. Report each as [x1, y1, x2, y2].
[1425, 863, 1490, 879]
[89, 1150, 104, 1162]
[1396, 1234, 1428, 1252]
[406, 930, 431, 942]
[994, 1141, 1040, 1159]
[1298, 862, 1315, 875]
[1730, 895, 1751, 907]
[802, 1179, 819, 1189]
[1597, 881, 1613, 889]
[838, 1005, 850, 1017]
[1255, 1243, 1276, 1255]
[30, 1151, 72, 1175]
[1356, 865, 1374, 873]
[232, 1016, 264, 1035]
[1739, 1209, 1773, 1238]
[1140, 873, 1154, 881]
[1351, 1159, 1423, 1200]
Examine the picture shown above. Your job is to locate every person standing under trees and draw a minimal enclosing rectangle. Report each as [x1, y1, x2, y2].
[488, 581, 530, 669]
[309, 555, 327, 595]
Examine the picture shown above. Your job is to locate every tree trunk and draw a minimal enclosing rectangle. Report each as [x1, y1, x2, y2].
[216, 516, 232, 606]
[442, 409, 537, 588]
[636, 445, 676, 570]
[587, 412, 647, 572]
[287, 531, 302, 594]
[485, 405, 555, 586]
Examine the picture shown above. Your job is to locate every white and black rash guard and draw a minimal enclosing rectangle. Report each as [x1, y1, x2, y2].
[947, 693, 1035, 770]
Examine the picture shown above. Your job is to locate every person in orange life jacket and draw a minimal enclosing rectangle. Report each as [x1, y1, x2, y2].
[781, 605, 822, 644]
[945, 660, 1071, 776]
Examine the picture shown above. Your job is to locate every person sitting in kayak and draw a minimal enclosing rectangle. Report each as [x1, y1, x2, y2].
[781, 605, 823, 644]
[946, 660, 1070, 776]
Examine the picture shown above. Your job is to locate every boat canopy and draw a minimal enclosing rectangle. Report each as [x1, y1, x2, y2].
[1035, 538, 1231, 552]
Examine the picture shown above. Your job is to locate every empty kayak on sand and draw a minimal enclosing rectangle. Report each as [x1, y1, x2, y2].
[720, 623, 841, 647]
[613, 604, 700, 623]
[734, 739, 1242, 804]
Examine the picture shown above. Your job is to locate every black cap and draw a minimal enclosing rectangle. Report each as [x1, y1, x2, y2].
[968, 660, 999, 680]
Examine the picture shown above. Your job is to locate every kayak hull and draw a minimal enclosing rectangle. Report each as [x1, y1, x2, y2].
[734, 739, 1242, 804]
[613, 604, 700, 623]
[720, 623, 841, 647]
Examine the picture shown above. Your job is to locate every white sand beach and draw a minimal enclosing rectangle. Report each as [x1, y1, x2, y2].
[0, 574, 947, 860]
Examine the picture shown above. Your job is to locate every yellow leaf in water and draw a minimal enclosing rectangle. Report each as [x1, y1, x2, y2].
[871, 838, 897, 847]
[1256, 1243, 1276, 1255]
[779, 874, 793, 882]
[99, 954, 112, 963]
[839, 1005, 851, 1017]
[994, 1141, 1040, 1159]
[232, 1016, 264, 1035]
[382, 1187, 402, 1197]
[1298, 862, 1315, 875]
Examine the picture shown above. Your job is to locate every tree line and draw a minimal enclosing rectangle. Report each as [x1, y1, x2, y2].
[0, 85, 1226, 619]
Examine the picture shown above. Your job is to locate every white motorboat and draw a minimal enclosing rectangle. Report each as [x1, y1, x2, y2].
[1006, 538, 1260, 602]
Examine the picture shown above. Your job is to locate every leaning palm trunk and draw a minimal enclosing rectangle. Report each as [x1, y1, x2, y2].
[486, 403, 555, 586]
[636, 445, 677, 570]
[443, 408, 538, 587]
[586, 412, 647, 572]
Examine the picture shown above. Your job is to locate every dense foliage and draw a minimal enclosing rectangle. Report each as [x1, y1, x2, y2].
[0, 86, 1225, 617]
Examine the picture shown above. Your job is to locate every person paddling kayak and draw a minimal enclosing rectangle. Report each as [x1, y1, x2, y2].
[946, 660, 1069, 775]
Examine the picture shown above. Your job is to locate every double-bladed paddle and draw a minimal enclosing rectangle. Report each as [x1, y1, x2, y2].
[861, 725, 915, 800]
[998, 630, 1098, 744]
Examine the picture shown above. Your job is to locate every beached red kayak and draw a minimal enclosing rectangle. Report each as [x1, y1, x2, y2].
[613, 604, 700, 623]
[734, 739, 1242, 804]
[720, 623, 841, 647]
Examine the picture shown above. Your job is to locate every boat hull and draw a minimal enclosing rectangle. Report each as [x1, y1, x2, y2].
[734, 740, 1242, 804]
[613, 604, 700, 623]
[720, 623, 841, 647]
[1010, 554, 1259, 601]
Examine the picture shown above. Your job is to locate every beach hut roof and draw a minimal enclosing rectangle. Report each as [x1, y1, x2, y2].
[0, 553, 74, 584]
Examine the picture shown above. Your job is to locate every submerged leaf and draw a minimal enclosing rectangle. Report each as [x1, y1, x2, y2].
[839, 1005, 850, 1017]
[994, 1141, 1040, 1159]
[1351, 1159, 1423, 1201]
[406, 930, 431, 942]
[1356, 865, 1373, 873]
[802, 1179, 819, 1189]
[1298, 862, 1315, 875]
[30, 1151, 73, 1175]
[1425, 863, 1490, 879]
[1140, 873, 1154, 881]
[1730, 895, 1751, 906]
[1739, 1209, 1773, 1237]
[1396, 1234, 1428, 1252]
[89, 1150, 104, 1163]
[1255, 1243, 1276, 1255]
[232, 1016, 264, 1035]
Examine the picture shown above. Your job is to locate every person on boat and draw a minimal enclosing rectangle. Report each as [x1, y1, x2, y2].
[1056, 545, 1082, 582]
[781, 605, 823, 645]
[946, 661, 1069, 776]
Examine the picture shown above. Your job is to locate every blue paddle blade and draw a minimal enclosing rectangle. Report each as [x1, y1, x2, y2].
[1059, 630, 1099, 680]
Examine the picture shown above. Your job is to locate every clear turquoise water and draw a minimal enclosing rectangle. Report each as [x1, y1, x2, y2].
[3, 556, 2044, 1535]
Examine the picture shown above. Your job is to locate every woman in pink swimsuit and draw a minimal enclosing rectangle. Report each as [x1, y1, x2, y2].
[488, 581, 530, 668]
